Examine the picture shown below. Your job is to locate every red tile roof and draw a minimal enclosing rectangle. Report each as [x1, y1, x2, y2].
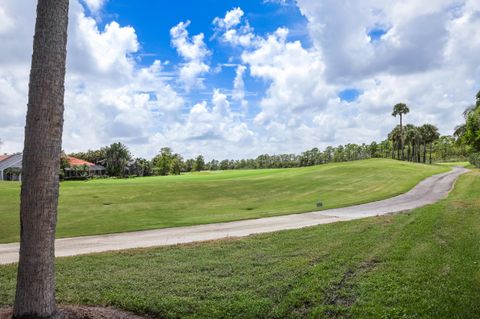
[67, 156, 95, 167]
[0, 155, 11, 162]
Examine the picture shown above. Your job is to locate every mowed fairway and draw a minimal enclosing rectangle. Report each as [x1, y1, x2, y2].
[0, 170, 478, 318]
[0, 159, 448, 243]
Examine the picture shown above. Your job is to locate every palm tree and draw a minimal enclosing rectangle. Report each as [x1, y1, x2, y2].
[419, 124, 429, 163]
[388, 125, 403, 159]
[404, 124, 417, 162]
[421, 124, 440, 164]
[392, 103, 410, 160]
[414, 126, 423, 163]
[13, 1, 69, 318]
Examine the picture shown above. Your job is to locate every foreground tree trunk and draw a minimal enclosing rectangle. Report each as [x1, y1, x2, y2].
[13, 1, 69, 318]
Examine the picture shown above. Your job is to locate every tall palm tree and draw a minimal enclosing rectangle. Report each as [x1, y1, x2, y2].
[404, 124, 418, 162]
[392, 103, 410, 160]
[414, 126, 423, 163]
[13, 1, 69, 318]
[419, 124, 430, 163]
[422, 124, 440, 164]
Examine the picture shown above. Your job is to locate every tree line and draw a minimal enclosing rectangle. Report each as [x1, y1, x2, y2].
[454, 90, 480, 167]
[67, 95, 480, 179]
[68, 130, 469, 179]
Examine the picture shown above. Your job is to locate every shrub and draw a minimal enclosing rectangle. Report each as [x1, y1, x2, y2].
[469, 152, 480, 168]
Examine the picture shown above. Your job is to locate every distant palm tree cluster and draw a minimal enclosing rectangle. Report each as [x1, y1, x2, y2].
[389, 103, 441, 164]
[386, 90, 480, 168]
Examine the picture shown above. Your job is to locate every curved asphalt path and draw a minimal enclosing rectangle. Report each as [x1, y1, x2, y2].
[0, 167, 468, 265]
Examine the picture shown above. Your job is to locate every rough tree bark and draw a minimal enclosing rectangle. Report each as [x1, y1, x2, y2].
[13, 0, 69, 318]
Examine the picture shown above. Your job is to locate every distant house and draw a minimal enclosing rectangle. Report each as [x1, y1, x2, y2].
[0, 154, 106, 181]
[0, 153, 23, 181]
[64, 156, 106, 178]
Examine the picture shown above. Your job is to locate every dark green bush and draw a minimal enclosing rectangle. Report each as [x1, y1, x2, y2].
[469, 152, 480, 168]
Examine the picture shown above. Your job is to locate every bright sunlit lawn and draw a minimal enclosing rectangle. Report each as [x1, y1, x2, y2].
[0, 170, 478, 318]
[0, 159, 448, 243]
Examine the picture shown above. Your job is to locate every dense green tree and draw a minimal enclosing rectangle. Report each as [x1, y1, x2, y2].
[170, 156, 183, 175]
[464, 108, 480, 152]
[152, 147, 174, 176]
[194, 155, 205, 172]
[130, 158, 152, 177]
[206, 159, 219, 170]
[377, 140, 392, 158]
[219, 159, 229, 170]
[435, 135, 463, 162]
[453, 90, 480, 167]
[184, 159, 195, 172]
[151, 148, 185, 175]
[323, 146, 334, 162]
[104, 142, 131, 177]
[300, 148, 323, 166]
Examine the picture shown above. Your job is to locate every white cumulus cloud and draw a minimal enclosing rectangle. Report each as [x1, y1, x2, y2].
[170, 21, 210, 91]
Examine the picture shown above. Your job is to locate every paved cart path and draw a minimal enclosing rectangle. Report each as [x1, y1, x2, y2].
[0, 167, 468, 265]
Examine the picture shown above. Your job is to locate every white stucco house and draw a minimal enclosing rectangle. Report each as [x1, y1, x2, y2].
[0, 153, 106, 181]
[0, 153, 23, 181]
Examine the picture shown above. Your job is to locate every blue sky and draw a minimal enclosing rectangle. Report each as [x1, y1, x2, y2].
[99, 0, 310, 111]
[0, 0, 479, 159]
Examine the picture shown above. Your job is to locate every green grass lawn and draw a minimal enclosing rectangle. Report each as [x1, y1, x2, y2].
[435, 161, 472, 168]
[0, 171, 478, 318]
[0, 159, 448, 243]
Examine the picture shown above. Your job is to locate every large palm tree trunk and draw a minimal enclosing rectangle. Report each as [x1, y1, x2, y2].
[13, 1, 69, 318]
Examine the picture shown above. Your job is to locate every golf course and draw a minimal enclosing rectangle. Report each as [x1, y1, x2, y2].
[0, 163, 479, 318]
[0, 159, 448, 243]
[3, 1, 480, 318]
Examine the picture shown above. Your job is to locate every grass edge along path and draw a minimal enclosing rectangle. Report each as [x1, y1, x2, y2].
[0, 171, 478, 318]
[0, 159, 449, 243]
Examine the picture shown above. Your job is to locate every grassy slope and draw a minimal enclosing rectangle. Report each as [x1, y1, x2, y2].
[1, 172, 479, 318]
[0, 159, 448, 243]
[435, 161, 472, 168]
